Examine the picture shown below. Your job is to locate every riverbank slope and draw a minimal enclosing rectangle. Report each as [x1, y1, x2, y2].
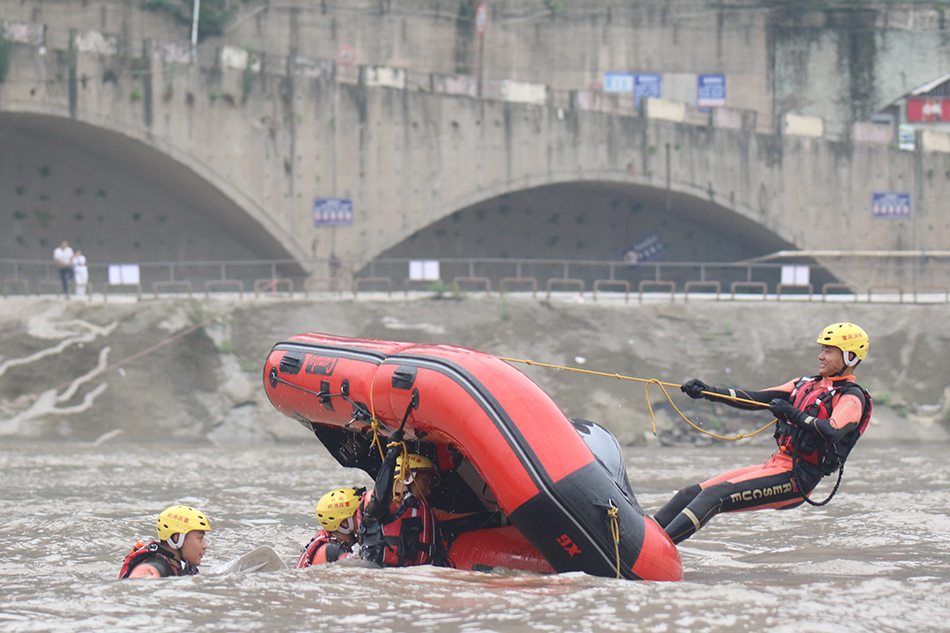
[1, 294, 947, 444]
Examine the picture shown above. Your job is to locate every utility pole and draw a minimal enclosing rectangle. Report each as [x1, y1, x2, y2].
[191, 0, 201, 55]
[476, 3, 487, 97]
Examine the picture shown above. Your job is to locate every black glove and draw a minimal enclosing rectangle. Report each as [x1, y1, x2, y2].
[681, 379, 710, 400]
[388, 429, 405, 443]
[768, 398, 807, 425]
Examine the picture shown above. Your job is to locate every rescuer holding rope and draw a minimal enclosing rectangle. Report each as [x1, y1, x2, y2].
[359, 431, 441, 566]
[654, 322, 873, 544]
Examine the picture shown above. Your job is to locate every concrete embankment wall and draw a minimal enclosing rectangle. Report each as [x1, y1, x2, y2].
[1, 295, 947, 446]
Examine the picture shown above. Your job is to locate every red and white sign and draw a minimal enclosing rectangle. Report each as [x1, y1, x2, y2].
[475, 3, 488, 35]
[337, 45, 355, 66]
[907, 98, 950, 122]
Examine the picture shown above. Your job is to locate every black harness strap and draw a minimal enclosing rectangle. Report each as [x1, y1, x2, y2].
[795, 460, 843, 507]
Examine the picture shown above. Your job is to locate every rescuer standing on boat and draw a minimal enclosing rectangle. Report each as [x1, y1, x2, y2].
[296, 487, 364, 568]
[654, 322, 872, 544]
[119, 505, 210, 578]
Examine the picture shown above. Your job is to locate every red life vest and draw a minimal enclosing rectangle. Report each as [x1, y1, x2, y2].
[358, 490, 437, 567]
[118, 541, 196, 578]
[777, 377, 872, 474]
[295, 530, 353, 568]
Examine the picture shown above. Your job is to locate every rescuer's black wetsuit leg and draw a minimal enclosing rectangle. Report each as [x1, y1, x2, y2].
[653, 485, 701, 528]
[657, 458, 821, 544]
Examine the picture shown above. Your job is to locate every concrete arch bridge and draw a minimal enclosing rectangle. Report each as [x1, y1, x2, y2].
[1, 32, 949, 292]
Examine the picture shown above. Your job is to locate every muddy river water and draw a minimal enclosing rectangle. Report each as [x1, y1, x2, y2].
[1, 440, 948, 632]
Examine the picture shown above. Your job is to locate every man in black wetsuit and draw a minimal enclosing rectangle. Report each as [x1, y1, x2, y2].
[654, 322, 872, 544]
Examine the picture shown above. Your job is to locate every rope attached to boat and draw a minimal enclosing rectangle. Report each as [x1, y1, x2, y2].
[607, 502, 620, 579]
[369, 419, 386, 461]
[389, 438, 410, 501]
[368, 370, 386, 461]
[497, 356, 776, 441]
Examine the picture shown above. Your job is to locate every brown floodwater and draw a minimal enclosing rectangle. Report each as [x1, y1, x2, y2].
[0, 440, 947, 632]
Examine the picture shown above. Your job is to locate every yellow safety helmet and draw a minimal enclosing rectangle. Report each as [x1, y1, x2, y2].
[395, 453, 441, 488]
[817, 322, 869, 366]
[315, 488, 362, 532]
[157, 505, 210, 548]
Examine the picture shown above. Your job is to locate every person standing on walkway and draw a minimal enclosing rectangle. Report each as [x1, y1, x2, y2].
[53, 240, 74, 297]
[653, 323, 872, 544]
[72, 249, 89, 297]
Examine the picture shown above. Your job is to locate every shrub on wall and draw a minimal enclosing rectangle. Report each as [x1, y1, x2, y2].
[242, 50, 255, 101]
[140, 0, 236, 39]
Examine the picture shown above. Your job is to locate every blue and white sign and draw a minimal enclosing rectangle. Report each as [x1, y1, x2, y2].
[603, 72, 634, 93]
[633, 73, 662, 109]
[898, 125, 915, 151]
[697, 74, 726, 111]
[872, 192, 911, 218]
[620, 234, 665, 266]
[313, 197, 354, 225]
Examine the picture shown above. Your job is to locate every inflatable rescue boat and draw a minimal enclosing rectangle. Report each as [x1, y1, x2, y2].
[263, 333, 682, 581]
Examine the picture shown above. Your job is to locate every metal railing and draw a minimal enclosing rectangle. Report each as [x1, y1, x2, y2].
[3, 256, 947, 304]
[358, 257, 837, 296]
[0, 258, 308, 300]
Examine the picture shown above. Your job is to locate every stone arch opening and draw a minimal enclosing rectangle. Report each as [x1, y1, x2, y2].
[383, 181, 784, 261]
[0, 112, 301, 271]
[372, 180, 839, 291]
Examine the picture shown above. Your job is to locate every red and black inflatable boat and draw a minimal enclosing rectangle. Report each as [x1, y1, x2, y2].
[263, 333, 682, 581]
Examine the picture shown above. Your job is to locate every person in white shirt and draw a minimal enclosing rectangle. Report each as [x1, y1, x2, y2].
[53, 241, 74, 297]
[72, 250, 88, 297]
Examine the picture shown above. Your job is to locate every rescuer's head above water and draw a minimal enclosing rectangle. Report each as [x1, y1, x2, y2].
[119, 505, 210, 579]
[157, 505, 211, 567]
[395, 453, 441, 498]
[315, 487, 361, 544]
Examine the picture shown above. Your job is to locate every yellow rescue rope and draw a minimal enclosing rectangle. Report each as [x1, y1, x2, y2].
[497, 357, 776, 441]
[388, 439, 412, 502]
[369, 418, 386, 461]
[607, 503, 621, 579]
[367, 369, 387, 461]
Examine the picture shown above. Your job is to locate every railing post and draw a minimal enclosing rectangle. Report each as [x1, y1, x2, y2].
[220, 263, 226, 280]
